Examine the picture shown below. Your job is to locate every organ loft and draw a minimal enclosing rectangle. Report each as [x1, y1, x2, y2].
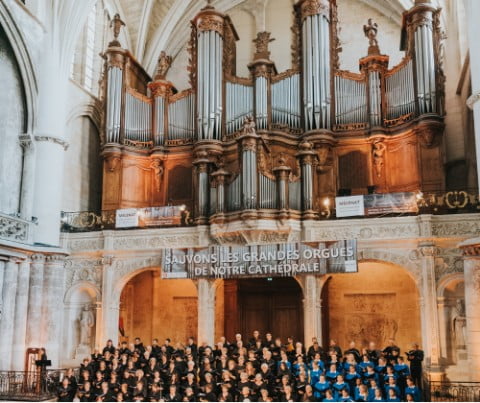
[100, 0, 446, 224]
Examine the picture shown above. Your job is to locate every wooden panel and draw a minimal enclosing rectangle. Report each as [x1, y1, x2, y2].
[338, 150, 370, 191]
[387, 139, 420, 191]
[419, 145, 444, 191]
[167, 165, 193, 203]
[224, 280, 239, 341]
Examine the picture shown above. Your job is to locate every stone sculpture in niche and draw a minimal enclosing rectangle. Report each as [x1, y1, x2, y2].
[452, 299, 467, 350]
[79, 304, 95, 347]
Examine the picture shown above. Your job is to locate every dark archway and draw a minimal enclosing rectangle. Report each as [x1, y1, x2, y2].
[224, 277, 304, 343]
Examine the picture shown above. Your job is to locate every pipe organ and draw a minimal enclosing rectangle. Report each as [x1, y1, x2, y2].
[100, 0, 446, 223]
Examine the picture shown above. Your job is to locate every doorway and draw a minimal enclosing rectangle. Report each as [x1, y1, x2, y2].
[224, 277, 304, 343]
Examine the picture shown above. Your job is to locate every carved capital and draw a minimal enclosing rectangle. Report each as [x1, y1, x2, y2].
[297, 0, 330, 20]
[419, 243, 438, 257]
[19, 133, 34, 150]
[195, 7, 225, 36]
[45, 254, 66, 264]
[31, 254, 46, 264]
[148, 80, 174, 98]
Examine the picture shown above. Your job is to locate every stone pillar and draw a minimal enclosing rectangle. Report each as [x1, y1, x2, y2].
[302, 275, 323, 348]
[0, 259, 5, 316]
[419, 243, 443, 379]
[98, 260, 120, 348]
[12, 260, 31, 370]
[41, 255, 66, 368]
[197, 279, 216, 347]
[459, 238, 480, 381]
[26, 254, 45, 347]
[465, 0, 480, 193]
[0, 259, 19, 370]
[436, 296, 448, 364]
[18, 134, 36, 221]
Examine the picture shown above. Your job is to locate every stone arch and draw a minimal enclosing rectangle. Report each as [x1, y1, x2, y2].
[0, 1, 37, 133]
[322, 257, 422, 353]
[436, 272, 465, 365]
[67, 101, 103, 142]
[358, 248, 422, 289]
[437, 272, 465, 298]
[62, 281, 101, 363]
[64, 280, 101, 304]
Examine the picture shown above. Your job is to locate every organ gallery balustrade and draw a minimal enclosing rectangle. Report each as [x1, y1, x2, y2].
[99, 0, 451, 224]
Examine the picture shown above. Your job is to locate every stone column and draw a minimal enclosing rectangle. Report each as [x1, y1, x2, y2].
[465, 0, 480, 193]
[459, 238, 480, 381]
[98, 260, 120, 348]
[41, 255, 66, 368]
[436, 296, 448, 364]
[197, 279, 216, 347]
[19, 134, 36, 221]
[419, 243, 443, 379]
[26, 254, 45, 347]
[0, 259, 19, 370]
[302, 275, 323, 348]
[0, 259, 5, 316]
[12, 260, 31, 370]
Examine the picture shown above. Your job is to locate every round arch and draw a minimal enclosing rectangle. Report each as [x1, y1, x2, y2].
[321, 259, 422, 354]
[0, 1, 37, 134]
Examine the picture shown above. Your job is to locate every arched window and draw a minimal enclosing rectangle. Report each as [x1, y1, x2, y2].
[70, 0, 110, 96]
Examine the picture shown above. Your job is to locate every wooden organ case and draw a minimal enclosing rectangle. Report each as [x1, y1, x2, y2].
[100, 0, 446, 222]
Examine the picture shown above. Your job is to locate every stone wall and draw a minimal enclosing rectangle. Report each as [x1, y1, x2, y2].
[0, 25, 25, 215]
[120, 272, 198, 345]
[325, 262, 422, 354]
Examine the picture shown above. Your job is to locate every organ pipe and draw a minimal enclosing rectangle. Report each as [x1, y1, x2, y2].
[298, 0, 331, 131]
[194, 7, 225, 140]
[106, 66, 123, 143]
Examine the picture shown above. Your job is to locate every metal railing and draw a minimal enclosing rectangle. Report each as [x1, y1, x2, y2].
[0, 369, 71, 401]
[423, 378, 480, 402]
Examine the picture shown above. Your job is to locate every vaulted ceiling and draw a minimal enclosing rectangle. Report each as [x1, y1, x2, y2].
[113, 0, 423, 76]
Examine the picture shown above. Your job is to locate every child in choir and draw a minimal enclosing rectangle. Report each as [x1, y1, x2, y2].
[323, 389, 336, 402]
[404, 376, 421, 402]
[314, 374, 331, 400]
[332, 374, 350, 400]
[386, 387, 401, 402]
[326, 363, 341, 383]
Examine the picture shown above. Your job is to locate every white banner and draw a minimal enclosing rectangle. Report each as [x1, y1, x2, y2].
[115, 209, 139, 228]
[335, 195, 365, 218]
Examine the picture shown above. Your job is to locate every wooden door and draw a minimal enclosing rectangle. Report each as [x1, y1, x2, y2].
[234, 278, 304, 343]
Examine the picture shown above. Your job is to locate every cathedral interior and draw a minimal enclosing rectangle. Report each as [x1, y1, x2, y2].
[0, 0, 480, 401]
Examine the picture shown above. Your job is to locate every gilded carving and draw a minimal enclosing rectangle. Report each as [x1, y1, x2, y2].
[150, 159, 164, 192]
[253, 32, 275, 60]
[299, 0, 330, 20]
[372, 140, 386, 178]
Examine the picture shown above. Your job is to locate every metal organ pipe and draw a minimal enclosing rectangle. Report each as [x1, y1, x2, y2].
[195, 9, 224, 141]
[271, 73, 301, 129]
[301, 1, 331, 131]
[106, 67, 123, 143]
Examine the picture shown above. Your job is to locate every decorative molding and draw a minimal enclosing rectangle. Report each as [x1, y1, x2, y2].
[64, 258, 104, 289]
[313, 222, 420, 241]
[0, 213, 30, 242]
[34, 135, 69, 150]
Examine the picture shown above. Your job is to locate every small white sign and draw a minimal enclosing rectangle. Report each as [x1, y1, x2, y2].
[335, 195, 365, 218]
[115, 208, 139, 228]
